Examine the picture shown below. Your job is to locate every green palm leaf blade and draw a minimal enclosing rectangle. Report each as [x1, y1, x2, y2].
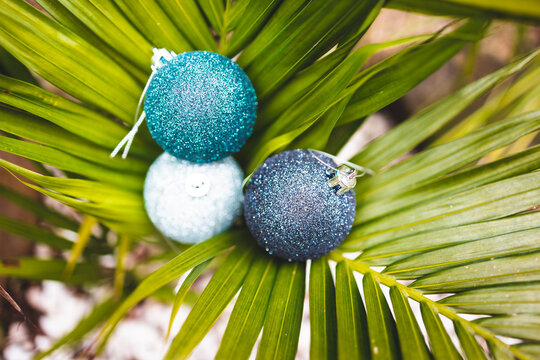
[114, 234, 131, 298]
[0, 0, 140, 121]
[249, 19, 426, 148]
[475, 315, 540, 342]
[335, 261, 369, 359]
[39, 0, 152, 70]
[359, 212, 540, 266]
[33, 0, 148, 79]
[27, 184, 150, 236]
[35, 297, 118, 360]
[239, 0, 383, 96]
[114, 0, 193, 53]
[221, 0, 281, 56]
[354, 108, 540, 211]
[345, 169, 540, 251]
[434, 57, 540, 146]
[164, 245, 254, 360]
[335, 254, 531, 360]
[216, 253, 278, 360]
[156, 0, 217, 50]
[440, 283, 540, 315]
[292, 96, 352, 150]
[0, 45, 35, 83]
[411, 251, 540, 293]
[198, 0, 225, 37]
[384, 228, 540, 279]
[453, 321, 488, 360]
[236, 0, 305, 67]
[488, 340, 516, 360]
[388, 286, 430, 360]
[257, 261, 306, 360]
[0, 75, 159, 157]
[261, 18, 480, 134]
[0, 157, 146, 211]
[257, 41, 355, 127]
[0, 107, 149, 174]
[323, 116, 369, 155]
[419, 302, 462, 360]
[339, 19, 488, 126]
[0, 136, 143, 191]
[222, 0, 250, 31]
[515, 343, 540, 358]
[259, 9, 421, 131]
[289, 33, 443, 151]
[0, 183, 78, 231]
[351, 143, 540, 239]
[363, 272, 401, 360]
[0, 75, 158, 155]
[97, 232, 240, 350]
[349, 49, 538, 172]
[247, 41, 381, 171]
[387, 0, 540, 24]
[0, 258, 106, 284]
[0, 180, 149, 236]
[309, 258, 337, 360]
[166, 260, 211, 339]
[0, 215, 73, 251]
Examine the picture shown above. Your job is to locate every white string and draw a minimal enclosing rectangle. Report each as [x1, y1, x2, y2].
[110, 48, 176, 159]
[110, 71, 156, 158]
[241, 150, 374, 190]
[308, 149, 375, 177]
[110, 111, 148, 158]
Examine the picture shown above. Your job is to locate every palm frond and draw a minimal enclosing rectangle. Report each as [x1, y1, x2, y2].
[0, 1, 539, 359]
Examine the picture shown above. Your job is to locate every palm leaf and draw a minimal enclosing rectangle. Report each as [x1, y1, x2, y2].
[363, 272, 400, 359]
[165, 245, 254, 359]
[257, 261, 305, 360]
[420, 302, 462, 360]
[335, 260, 369, 359]
[388, 0, 540, 24]
[454, 321, 488, 360]
[389, 287, 430, 360]
[0, 1, 539, 359]
[216, 253, 277, 359]
[309, 258, 337, 360]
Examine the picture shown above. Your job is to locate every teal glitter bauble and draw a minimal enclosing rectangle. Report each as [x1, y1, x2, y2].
[144, 51, 257, 163]
[244, 150, 356, 261]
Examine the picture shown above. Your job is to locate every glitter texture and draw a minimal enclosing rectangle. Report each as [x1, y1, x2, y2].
[144, 152, 244, 244]
[244, 150, 356, 261]
[144, 51, 257, 163]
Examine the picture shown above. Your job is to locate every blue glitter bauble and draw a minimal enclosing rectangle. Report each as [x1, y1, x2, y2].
[144, 51, 257, 163]
[144, 152, 244, 244]
[244, 150, 356, 261]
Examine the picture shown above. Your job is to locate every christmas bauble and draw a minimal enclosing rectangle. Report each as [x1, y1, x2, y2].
[144, 51, 257, 163]
[144, 152, 244, 244]
[244, 150, 356, 261]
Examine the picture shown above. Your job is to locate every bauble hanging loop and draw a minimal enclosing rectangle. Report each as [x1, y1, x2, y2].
[111, 48, 176, 159]
[329, 164, 358, 195]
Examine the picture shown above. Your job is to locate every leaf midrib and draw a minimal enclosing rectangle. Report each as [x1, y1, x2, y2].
[329, 252, 535, 360]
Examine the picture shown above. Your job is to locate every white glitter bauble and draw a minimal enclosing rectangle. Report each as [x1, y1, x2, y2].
[144, 153, 244, 244]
